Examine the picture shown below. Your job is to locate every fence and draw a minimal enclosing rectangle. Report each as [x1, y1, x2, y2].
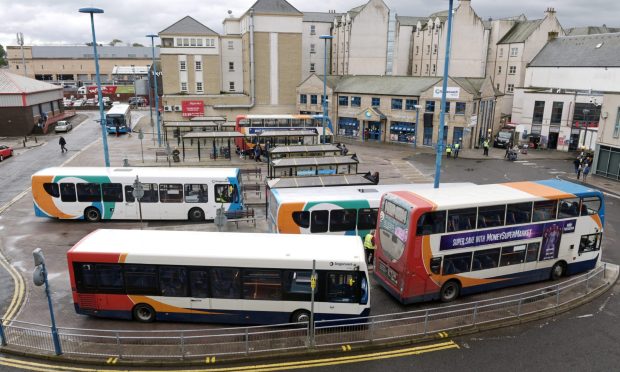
[0, 264, 614, 362]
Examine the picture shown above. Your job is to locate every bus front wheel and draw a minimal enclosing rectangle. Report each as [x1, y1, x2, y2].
[133, 304, 156, 323]
[440, 280, 460, 302]
[291, 310, 310, 324]
[84, 207, 101, 222]
[188, 207, 205, 222]
[550, 262, 566, 281]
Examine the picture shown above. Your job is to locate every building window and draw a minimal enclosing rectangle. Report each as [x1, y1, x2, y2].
[183, 38, 189, 47]
[507, 84, 514, 93]
[179, 61, 186, 71]
[190, 38, 196, 47]
[391, 98, 403, 110]
[228, 40, 234, 50]
[455, 102, 466, 115]
[229, 82, 235, 92]
[310, 63, 316, 72]
[310, 44, 316, 54]
[415, 46, 419, 55]
[432, 64, 436, 74]
[176, 37, 182, 46]
[371, 97, 380, 107]
[195, 61, 202, 71]
[310, 25, 316, 35]
[414, 64, 418, 74]
[532, 101, 545, 124]
[510, 47, 518, 57]
[196, 82, 203, 93]
[351, 96, 361, 107]
[497, 83, 500, 90]
[498, 66, 502, 74]
[180, 82, 188, 92]
[300, 94, 307, 104]
[339, 96, 349, 106]
[444, 101, 450, 113]
[229, 62, 234, 71]
[406, 99, 418, 111]
[197, 38, 203, 47]
[551, 102, 563, 124]
[508, 66, 517, 74]
[433, 44, 437, 54]
[472, 101, 477, 113]
[426, 45, 430, 55]
[311, 95, 318, 105]
[425, 64, 429, 74]
[614, 108, 620, 138]
[425, 100, 435, 112]
[499, 48, 504, 57]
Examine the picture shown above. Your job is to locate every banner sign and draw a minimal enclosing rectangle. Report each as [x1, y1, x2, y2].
[433, 86, 460, 99]
[181, 100, 204, 117]
[439, 219, 576, 252]
[87, 85, 118, 95]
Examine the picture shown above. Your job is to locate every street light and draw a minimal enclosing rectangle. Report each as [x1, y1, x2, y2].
[434, 0, 455, 189]
[146, 34, 161, 147]
[32, 248, 62, 355]
[79, 7, 110, 167]
[131, 64, 138, 105]
[319, 35, 333, 144]
[147, 64, 154, 142]
[414, 104, 421, 149]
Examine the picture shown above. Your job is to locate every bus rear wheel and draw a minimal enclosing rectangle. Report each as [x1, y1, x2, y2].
[550, 262, 566, 281]
[440, 280, 460, 302]
[291, 310, 310, 324]
[188, 207, 205, 222]
[133, 304, 156, 323]
[84, 207, 101, 222]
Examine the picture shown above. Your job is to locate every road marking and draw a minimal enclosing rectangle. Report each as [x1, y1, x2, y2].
[341, 344, 352, 351]
[0, 341, 459, 371]
[105, 357, 118, 364]
[205, 356, 216, 364]
[437, 331, 449, 338]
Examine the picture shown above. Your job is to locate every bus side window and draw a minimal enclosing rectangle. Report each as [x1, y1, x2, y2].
[558, 198, 580, 218]
[60, 183, 77, 202]
[581, 197, 601, 216]
[478, 205, 506, 228]
[159, 184, 184, 203]
[124, 265, 158, 295]
[102, 183, 123, 202]
[533, 200, 557, 222]
[579, 233, 602, 254]
[292, 211, 310, 228]
[448, 208, 476, 232]
[43, 183, 60, 198]
[430, 257, 442, 275]
[185, 184, 208, 203]
[326, 272, 358, 303]
[124, 185, 135, 202]
[506, 202, 532, 225]
[159, 266, 188, 297]
[75, 263, 97, 291]
[141, 184, 159, 203]
[210, 268, 241, 299]
[472, 248, 500, 271]
[189, 270, 209, 298]
[310, 210, 329, 233]
[77, 183, 102, 203]
[95, 264, 124, 292]
[357, 208, 379, 230]
[416, 211, 446, 236]
[215, 184, 233, 203]
[330, 209, 357, 232]
[442, 252, 472, 275]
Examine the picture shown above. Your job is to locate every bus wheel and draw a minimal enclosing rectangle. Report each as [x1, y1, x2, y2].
[550, 262, 566, 281]
[440, 280, 460, 302]
[188, 207, 205, 222]
[133, 304, 156, 323]
[84, 207, 101, 222]
[291, 310, 310, 324]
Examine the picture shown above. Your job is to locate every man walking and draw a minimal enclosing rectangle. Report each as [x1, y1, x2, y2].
[453, 141, 461, 159]
[483, 138, 490, 156]
[364, 230, 376, 267]
[59, 136, 67, 153]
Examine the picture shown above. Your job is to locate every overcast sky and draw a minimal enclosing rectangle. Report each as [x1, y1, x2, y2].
[1, 0, 618, 47]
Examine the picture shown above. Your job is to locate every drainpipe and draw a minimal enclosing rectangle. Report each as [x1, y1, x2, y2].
[214, 9, 255, 109]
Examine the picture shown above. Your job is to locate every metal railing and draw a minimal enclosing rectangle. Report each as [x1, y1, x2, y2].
[0, 264, 614, 361]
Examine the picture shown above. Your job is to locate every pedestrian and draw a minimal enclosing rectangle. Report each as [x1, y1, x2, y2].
[573, 157, 581, 178]
[577, 163, 583, 180]
[59, 136, 67, 153]
[115, 120, 120, 137]
[483, 138, 490, 156]
[254, 144, 261, 162]
[454, 141, 460, 159]
[363, 230, 376, 266]
[504, 141, 513, 159]
[342, 144, 349, 155]
[583, 163, 591, 182]
[446, 144, 452, 158]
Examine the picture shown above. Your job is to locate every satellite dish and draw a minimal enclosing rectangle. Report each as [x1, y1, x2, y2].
[228, 10, 232, 15]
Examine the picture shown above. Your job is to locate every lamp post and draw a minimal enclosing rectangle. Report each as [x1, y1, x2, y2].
[319, 35, 333, 144]
[79, 7, 110, 167]
[146, 34, 161, 147]
[414, 104, 421, 149]
[434, 0, 454, 189]
[32, 249, 62, 355]
[131, 64, 138, 105]
[147, 64, 154, 142]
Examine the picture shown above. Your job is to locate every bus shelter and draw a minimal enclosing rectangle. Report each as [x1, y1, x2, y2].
[268, 144, 342, 160]
[164, 121, 220, 146]
[268, 155, 359, 179]
[220, 122, 237, 132]
[267, 172, 379, 189]
[256, 130, 318, 146]
[181, 131, 251, 161]
[190, 116, 226, 122]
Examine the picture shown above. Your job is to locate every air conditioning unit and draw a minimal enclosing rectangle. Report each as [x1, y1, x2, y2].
[174, 105, 182, 112]
[164, 105, 172, 112]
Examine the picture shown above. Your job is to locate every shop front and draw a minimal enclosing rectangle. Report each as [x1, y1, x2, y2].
[389, 121, 416, 144]
[356, 107, 387, 142]
[338, 117, 360, 138]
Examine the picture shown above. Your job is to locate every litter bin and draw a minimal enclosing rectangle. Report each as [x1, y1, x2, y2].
[172, 149, 180, 163]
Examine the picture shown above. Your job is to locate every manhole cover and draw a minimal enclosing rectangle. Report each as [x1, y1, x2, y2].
[475, 160, 483, 164]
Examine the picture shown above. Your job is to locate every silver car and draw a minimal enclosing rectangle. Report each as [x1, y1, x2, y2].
[55, 120, 73, 133]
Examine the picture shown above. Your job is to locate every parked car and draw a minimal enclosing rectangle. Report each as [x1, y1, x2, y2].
[493, 129, 514, 148]
[73, 99, 85, 107]
[54, 120, 73, 133]
[0, 145, 14, 162]
[85, 98, 97, 106]
[128, 97, 147, 106]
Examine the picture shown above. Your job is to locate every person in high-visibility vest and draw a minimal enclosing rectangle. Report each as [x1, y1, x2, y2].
[364, 230, 376, 266]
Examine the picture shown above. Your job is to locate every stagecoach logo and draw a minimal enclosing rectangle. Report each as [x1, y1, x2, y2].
[330, 261, 354, 267]
[365, 110, 372, 118]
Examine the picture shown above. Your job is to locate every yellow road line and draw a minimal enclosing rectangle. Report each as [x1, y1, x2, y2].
[0, 254, 25, 323]
[0, 341, 459, 372]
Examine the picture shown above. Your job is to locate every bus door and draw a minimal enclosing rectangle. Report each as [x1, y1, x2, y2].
[318, 271, 361, 317]
[188, 269, 212, 313]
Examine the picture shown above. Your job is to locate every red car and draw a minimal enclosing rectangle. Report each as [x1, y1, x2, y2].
[0, 145, 14, 161]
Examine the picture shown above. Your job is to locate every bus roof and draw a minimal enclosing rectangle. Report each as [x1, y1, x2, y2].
[32, 167, 240, 180]
[106, 104, 130, 115]
[271, 183, 474, 204]
[390, 180, 602, 209]
[68, 229, 365, 268]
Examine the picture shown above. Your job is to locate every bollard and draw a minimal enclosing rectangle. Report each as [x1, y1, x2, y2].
[34, 136, 38, 143]
[0, 320, 6, 346]
[245, 328, 249, 356]
[116, 331, 122, 358]
[180, 331, 185, 360]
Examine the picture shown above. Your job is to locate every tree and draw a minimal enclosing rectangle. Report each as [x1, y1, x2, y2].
[85, 42, 103, 47]
[132, 43, 144, 47]
[0, 44, 7, 67]
[109, 39, 123, 46]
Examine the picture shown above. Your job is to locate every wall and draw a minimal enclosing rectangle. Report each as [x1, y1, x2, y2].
[347, 0, 389, 75]
[301, 21, 333, 80]
[597, 93, 620, 146]
[0, 106, 35, 136]
[392, 23, 413, 76]
[525, 67, 620, 92]
[220, 36, 244, 93]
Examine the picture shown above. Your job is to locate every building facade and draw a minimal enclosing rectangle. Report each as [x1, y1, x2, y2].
[593, 93, 620, 180]
[5, 46, 159, 85]
[301, 11, 341, 80]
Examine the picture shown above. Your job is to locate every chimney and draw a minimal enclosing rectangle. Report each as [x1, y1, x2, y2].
[545, 7, 556, 17]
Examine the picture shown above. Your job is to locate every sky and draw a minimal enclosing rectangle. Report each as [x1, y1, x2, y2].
[0, 0, 618, 47]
